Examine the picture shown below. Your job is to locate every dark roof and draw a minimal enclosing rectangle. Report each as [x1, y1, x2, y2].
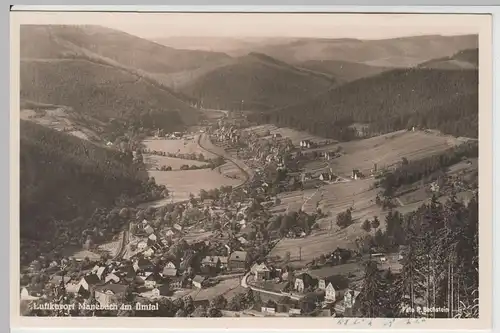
[145, 273, 162, 281]
[83, 274, 101, 285]
[94, 283, 128, 295]
[136, 258, 153, 267]
[229, 251, 248, 262]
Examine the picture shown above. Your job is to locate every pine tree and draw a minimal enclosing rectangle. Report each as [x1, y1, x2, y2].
[357, 261, 384, 317]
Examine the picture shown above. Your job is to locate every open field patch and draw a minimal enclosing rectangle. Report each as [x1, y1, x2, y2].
[144, 154, 207, 170]
[244, 124, 330, 146]
[447, 157, 478, 175]
[305, 130, 465, 178]
[20, 107, 102, 142]
[142, 169, 243, 207]
[217, 162, 248, 180]
[142, 137, 217, 159]
[318, 178, 382, 226]
[97, 237, 122, 258]
[271, 188, 318, 214]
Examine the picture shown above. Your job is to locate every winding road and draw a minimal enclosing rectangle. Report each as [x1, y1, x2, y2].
[111, 133, 253, 260]
[196, 133, 253, 185]
[240, 272, 301, 301]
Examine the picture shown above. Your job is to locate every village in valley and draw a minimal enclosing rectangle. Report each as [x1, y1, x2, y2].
[20, 108, 479, 318]
[18, 22, 481, 319]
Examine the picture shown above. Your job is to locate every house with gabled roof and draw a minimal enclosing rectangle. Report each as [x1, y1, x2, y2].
[165, 229, 176, 238]
[91, 265, 108, 280]
[251, 262, 271, 281]
[20, 286, 44, 301]
[294, 272, 317, 293]
[228, 251, 247, 271]
[133, 257, 154, 272]
[104, 273, 121, 284]
[151, 283, 171, 297]
[148, 233, 158, 243]
[144, 225, 155, 235]
[192, 275, 207, 289]
[94, 283, 128, 307]
[162, 266, 178, 278]
[77, 274, 101, 296]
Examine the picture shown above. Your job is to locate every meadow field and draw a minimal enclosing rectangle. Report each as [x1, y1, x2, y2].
[305, 130, 465, 177]
[140, 136, 245, 207]
[244, 124, 330, 146]
[144, 169, 242, 206]
[142, 137, 218, 159]
[143, 154, 207, 170]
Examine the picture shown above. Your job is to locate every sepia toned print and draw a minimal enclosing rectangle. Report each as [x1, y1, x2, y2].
[10, 10, 493, 329]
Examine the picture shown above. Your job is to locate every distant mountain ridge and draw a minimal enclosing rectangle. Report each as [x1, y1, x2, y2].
[418, 48, 478, 69]
[178, 52, 337, 111]
[21, 25, 232, 74]
[20, 25, 207, 136]
[296, 60, 391, 83]
[233, 34, 479, 67]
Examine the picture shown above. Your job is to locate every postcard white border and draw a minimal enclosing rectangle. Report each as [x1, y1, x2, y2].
[9, 8, 494, 331]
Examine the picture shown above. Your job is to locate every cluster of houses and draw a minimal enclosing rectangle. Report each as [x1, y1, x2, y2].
[213, 125, 241, 145]
[246, 259, 363, 316]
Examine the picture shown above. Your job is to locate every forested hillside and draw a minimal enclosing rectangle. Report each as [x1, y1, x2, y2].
[20, 121, 165, 244]
[179, 52, 336, 111]
[20, 60, 197, 134]
[249, 68, 478, 140]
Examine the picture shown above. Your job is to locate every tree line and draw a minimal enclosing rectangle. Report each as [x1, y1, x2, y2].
[378, 141, 478, 197]
[20, 121, 167, 263]
[248, 68, 478, 141]
[356, 194, 479, 318]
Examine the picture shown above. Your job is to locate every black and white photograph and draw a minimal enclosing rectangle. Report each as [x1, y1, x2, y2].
[10, 10, 493, 329]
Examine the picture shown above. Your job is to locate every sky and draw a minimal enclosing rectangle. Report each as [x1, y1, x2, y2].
[100, 13, 483, 40]
[12, 11, 483, 40]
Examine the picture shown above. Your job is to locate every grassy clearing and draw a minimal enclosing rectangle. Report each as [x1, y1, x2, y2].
[268, 179, 384, 266]
[147, 169, 242, 204]
[141, 136, 244, 207]
[244, 124, 329, 146]
[97, 237, 122, 257]
[143, 137, 217, 159]
[144, 155, 207, 170]
[216, 162, 249, 181]
[271, 188, 318, 214]
[305, 130, 464, 177]
[20, 107, 102, 142]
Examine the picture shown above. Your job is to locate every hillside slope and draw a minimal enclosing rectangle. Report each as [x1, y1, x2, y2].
[418, 48, 478, 69]
[21, 25, 231, 74]
[20, 120, 147, 241]
[250, 67, 478, 140]
[250, 35, 478, 67]
[296, 60, 390, 83]
[20, 59, 198, 132]
[20, 25, 206, 135]
[179, 52, 337, 111]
